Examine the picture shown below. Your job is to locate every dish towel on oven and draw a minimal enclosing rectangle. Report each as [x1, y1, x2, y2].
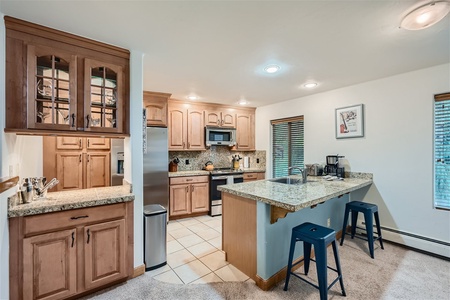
[227, 176, 234, 184]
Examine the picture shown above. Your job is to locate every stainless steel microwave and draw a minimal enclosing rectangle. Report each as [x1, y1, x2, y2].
[205, 126, 236, 146]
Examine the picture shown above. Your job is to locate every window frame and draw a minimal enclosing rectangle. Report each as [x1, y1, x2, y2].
[434, 92, 450, 211]
[271, 116, 304, 178]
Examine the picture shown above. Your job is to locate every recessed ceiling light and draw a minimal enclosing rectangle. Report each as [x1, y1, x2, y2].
[264, 65, 280, 74]
[304, 82, 318, 89]
[238, 99, 248, 105]
[187, 95, 198, 100]
[400, 1, 450, 30]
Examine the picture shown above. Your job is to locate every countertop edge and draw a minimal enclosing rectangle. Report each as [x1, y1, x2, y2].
[219, 177, 373, 211]
[8, 185, 135, 218]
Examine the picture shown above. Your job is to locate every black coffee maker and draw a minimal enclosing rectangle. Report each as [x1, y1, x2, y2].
[324, 155, 345, 177]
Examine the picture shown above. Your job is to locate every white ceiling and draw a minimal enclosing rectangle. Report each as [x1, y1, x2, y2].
[1, 0, 449, 107]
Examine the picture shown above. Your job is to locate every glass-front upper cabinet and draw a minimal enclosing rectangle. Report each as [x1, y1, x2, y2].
[84, 58, 123, 133]
[27, 45, 77, 130]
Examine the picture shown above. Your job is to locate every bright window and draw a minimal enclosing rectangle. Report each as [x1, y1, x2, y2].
[271, 116, 304, 178]
[434, 93, 450, 210]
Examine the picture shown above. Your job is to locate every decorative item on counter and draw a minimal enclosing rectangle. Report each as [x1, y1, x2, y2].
[232, 155, 242, 170]
[204, 161, 214, 171]
[169, 157, 180, 172]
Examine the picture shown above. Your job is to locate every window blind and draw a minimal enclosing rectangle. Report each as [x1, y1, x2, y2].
[434, 93, 450, 210]
[272, 116, 304, 178]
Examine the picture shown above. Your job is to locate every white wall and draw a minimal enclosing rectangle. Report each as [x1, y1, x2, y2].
[256, 64, 450, 257]
[126, 50, 144, 268]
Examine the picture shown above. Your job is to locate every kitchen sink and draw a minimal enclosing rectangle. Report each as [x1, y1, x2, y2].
[268, 177, 303, 185]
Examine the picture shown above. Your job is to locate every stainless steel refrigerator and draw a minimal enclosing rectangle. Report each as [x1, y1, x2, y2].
[143, 127, 169, 209]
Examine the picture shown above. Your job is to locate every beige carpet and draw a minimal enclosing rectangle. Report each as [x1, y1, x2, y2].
[83, 239, 450, 300]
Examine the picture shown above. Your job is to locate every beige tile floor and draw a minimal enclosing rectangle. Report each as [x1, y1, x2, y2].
[147, 215, 254, 285]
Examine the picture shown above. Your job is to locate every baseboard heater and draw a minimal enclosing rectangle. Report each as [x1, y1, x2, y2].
[379, 225, 450, 246]
[358, 222, 450, 247]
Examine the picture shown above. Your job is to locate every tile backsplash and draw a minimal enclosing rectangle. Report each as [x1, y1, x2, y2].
[169, 146, 266, 171]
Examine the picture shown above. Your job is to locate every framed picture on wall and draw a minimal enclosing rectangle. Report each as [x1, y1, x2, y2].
[335, 104, 364, 139]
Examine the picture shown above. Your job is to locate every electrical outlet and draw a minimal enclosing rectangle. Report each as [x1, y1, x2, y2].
[185, 159, 190, 165]
[256, 158, 260, 163]
[327, 218, 331, 227]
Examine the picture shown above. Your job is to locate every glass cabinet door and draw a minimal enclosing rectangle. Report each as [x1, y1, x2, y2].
[27, 45, 77, 130]
[84, 58, 123, 133]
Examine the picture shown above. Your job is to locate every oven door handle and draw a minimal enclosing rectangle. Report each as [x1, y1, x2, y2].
[211, 176, 229, 180]
[211, 175, 244, 180]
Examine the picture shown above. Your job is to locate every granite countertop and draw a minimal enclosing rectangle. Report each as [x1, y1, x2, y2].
[217, 173, 373, 211]
[8, 184, 134, 218]
[169, 168, 265, 177]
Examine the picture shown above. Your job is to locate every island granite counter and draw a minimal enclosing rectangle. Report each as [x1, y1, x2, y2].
[217, 173, 372, 290]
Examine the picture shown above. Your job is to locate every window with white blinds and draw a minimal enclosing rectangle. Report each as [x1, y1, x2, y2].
[271, 116, 304, 178]
[434, 93, 450, 210]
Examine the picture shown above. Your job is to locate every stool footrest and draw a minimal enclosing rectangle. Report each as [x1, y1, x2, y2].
[288, 270, 343, 293]
[345, 231, 382, 242]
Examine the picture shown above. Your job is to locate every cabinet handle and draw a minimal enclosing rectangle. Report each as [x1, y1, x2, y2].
[191, 185, 194, 192]
[71, 113, 76, 128]
[221, 120, 224, 126]
[86, 114, 90, 128]
[87, 139, 90, 147]
[79, 138, 82, 148]
[79, 154, 82, 163]
[87, 154, 90, 162]
[71, 232, 75, 248]
[86, 229, 90, 244]
[186, 179, 193, 182]
[70, 215, 89, 220]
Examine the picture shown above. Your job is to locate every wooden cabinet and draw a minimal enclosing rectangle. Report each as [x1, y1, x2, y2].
[5, 16, 130, 136]
[84, 219, 126, 290]
[143, 91, 171, 127]
[169, 176, 209, 218]
[168, 102, 205, 150]
[205, 110, 236, 127]
[84, 58, 125, 134]
[23, 229, 77, 300]
[9, 202, 133, 300]
[235, 112, 255, 151]
[44, 136, 111, 191]
[26, 44, 77, 131]
[243, 172, 266, 182]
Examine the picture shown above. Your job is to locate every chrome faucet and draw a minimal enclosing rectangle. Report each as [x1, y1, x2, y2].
[288, 166, 308, 183]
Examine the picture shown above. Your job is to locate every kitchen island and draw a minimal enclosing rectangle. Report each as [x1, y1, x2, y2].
[218, 173, 372, 290]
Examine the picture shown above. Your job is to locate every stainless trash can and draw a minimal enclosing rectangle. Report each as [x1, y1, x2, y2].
[144, 204, 167, 271]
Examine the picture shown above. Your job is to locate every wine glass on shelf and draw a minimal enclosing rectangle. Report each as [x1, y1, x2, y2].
[37, 111, 50, 123]
[56, 108, 70, 124]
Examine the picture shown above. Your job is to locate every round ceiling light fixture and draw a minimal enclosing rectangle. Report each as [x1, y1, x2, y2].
[303, 82, 318, 89]
[187, 95, 198, 100]
[238, 99, 248, 105]
[264, 65, 280, 74]
[400, 1, 450, 30]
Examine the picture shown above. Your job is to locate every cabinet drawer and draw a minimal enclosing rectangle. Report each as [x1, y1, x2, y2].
[170, 175, 209, 185]
[244, 173, 258, 180]
[23, 203, 126, 236]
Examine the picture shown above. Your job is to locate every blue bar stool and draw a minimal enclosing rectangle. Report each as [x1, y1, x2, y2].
[284, 222, 346, 300]
[340, 201, 384, 259]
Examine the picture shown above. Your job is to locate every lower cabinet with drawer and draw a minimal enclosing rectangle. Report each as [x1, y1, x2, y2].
[169, 175, 209, 218]
[243, 172, 266, 182]
[9, 202, 134, 300]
